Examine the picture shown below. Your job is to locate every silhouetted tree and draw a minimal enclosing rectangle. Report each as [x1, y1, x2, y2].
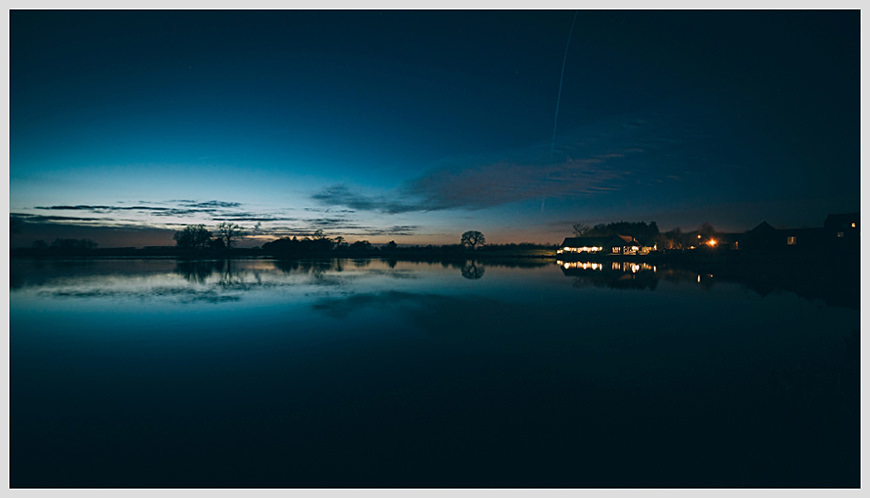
[310, 230, 334, 252]
[572, 223, 593, 236]
[216, 222, 242, 248]
[349, 240, 372, 251]
[174, 225, 212, 249]
[385, 240, 398, 250]
[333, 235, 347, 250]
[662, 227, 686, 250]
[461, 230, 486, 249]
[31, 240, 47, 249]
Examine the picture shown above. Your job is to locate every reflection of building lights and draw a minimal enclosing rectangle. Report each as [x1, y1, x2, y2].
[630, 264, 640, 273]
[707, 239, 717, 247]
[559, 261, 602, 271]
[697, 275, 701, 283]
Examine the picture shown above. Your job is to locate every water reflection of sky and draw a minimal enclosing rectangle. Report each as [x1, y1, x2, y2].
[12, 259, 426, 306]
[10, 257, 858, 312]
[10, 258, 859, 487]
[11, 258, 857, 359]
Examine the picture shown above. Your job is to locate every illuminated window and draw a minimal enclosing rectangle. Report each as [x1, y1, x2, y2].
[851, 222, 857, 228]
[786, 236, 796, 245]
[837, 232, 844, 238]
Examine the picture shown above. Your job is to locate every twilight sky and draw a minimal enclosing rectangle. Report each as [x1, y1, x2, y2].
[10, 10, 860, 247]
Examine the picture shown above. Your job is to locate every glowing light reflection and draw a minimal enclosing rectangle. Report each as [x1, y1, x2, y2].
[560, 261, 603, 270]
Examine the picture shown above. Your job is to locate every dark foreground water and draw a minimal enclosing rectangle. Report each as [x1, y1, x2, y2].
[10, 258, 860, 488]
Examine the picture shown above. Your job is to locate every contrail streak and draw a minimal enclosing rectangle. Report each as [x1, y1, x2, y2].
[543, 11, 579, 213]
[549, 11, 579, 163]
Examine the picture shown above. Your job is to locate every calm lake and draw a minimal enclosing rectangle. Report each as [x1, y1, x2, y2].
[10, 258, 860, 488]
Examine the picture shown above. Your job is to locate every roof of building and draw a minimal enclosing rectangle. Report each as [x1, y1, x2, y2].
[750, 221, 776, 233]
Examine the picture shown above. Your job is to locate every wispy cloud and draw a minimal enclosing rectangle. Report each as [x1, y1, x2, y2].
[312, 113, 700, 214]
[33, 200, 250, 219]
[12, 213, 103, 222]
[360, 225, 419, 236]
[399, 157, 623, 210]
[211, 216, 296, 222]
[179, 200, 242, 209]
[310, 157, 626, 214]
[311, 186, 419, 214]
[36, 205, 171, 212]
[262, 223, 419, 238]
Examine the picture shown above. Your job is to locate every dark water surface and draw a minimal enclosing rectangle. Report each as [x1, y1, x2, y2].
[10, 258, 859, 487]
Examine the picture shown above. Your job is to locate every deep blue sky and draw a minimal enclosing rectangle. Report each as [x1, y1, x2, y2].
[10, 10, 860, 247]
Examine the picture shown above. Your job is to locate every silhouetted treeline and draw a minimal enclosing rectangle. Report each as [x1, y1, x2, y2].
[572, 220, 724, 249]
[11, 239, 556, 260]
[259, 235, 555, 259]
[13, 238, 100, 256]
[573, 221, 661, 245]
[659, 222, 718, 250]
[173, 223, 241, 249]
[261, 236, 335, 255]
